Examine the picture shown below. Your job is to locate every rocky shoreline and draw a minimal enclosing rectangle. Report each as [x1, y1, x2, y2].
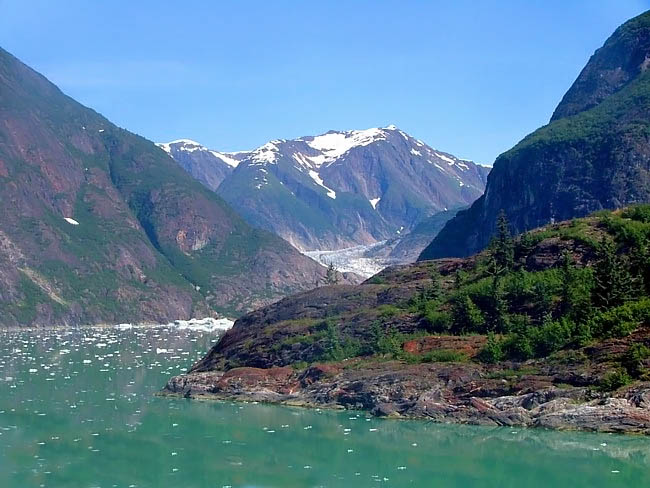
[163, 360, 650, 435]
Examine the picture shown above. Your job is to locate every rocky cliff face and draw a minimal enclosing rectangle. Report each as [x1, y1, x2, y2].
[162, 127, 489, 251]
[420, 11, 650, 260]
[0, 47, 338, 326]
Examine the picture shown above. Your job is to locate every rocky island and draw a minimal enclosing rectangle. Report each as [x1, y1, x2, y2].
[164, 208, 650, 434]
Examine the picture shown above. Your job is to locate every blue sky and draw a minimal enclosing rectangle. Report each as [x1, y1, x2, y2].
[1, 1, 649, 164]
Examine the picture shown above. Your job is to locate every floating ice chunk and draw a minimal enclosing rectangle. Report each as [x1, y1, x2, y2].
[168, 317, 234, 332]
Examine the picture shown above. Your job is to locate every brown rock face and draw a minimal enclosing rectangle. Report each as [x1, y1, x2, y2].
[402, 335, 486, 357]
[164, 361, 650, 434]
[0, 46, 341, 326]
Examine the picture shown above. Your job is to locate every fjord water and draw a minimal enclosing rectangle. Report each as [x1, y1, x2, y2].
[1, 328, 649, 488]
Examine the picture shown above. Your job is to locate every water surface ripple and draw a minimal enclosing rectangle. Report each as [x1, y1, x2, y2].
[1, 326, 649, 487]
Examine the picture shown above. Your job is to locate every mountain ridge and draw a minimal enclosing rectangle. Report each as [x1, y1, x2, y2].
[0, 46, 340, 326]
[161, 127, 489, 252]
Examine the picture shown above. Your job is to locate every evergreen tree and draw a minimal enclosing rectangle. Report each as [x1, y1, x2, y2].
[452, 295, 485, 333]
[592, 238, 638, 309]
[630, 243, 650, 295]
[484, 256, 508, 332]
[424, 268, 443, 301]
[490, 210, 515, 272]
[454, 269, 465, 289]
[325, 262, 340, 285]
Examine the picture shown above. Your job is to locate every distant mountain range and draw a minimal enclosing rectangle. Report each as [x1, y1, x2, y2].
[0, 47, 347, 326]
[159, 127, 489, 252]
[420, 10, 650, 260]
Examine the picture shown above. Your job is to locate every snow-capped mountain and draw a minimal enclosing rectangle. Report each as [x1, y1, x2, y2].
[160, 125, 490, 251]
[157, 139, 248, 191]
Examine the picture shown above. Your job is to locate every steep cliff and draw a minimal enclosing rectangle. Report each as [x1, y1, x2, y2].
[420, 11, 650, 260]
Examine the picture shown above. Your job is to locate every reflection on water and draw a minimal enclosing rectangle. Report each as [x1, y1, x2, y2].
[1, 326, 649, 488]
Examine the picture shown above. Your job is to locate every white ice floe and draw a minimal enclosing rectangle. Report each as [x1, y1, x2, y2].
[167, 317, 234, 332]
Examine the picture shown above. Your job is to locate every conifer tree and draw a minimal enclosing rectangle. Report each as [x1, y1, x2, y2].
[491, 210, 514, 272]
[325, 262, 340, 285]
[592, 238, 638, 308]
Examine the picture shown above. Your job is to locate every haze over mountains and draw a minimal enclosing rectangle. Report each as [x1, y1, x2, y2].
[159, 127, 489, 253]
[0, 46, 346, 326]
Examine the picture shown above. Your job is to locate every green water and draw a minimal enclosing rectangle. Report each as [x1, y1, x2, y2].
[1, 327, 649, 488]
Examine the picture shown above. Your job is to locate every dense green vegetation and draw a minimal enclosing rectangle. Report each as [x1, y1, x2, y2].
[417, 206, 650, 366]
[269, 207, 650, 379]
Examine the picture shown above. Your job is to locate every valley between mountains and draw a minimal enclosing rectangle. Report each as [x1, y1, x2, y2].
[163, 11, 650, 434]
[159, 127, 488, 276]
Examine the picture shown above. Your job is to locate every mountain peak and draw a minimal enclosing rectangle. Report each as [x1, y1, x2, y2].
[164, 124, 490, 252]
[157, 139, 242, 168]
[297, 127, 389, 167]
[551, 10, 650, 121]
[421, 10, 650, 260]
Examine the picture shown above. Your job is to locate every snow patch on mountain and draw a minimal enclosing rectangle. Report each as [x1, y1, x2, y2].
[308, 170, 336, 199]
[250, 141, 280, 164]
[299, 127, 389, 166]
[436, 152, 455, 165]
[157, 139, 243, 168]
[369, 197, 381, 209]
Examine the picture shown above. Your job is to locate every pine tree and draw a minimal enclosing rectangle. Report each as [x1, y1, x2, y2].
[423, 268, 442, 301]
[592, 238, 638, 309]
[452, 295, 485, 333]
[484, 256, 508, 332]
[325, 262, 340, 285]
[559, 251, 576, 316]
[490, 210, 514, 272]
